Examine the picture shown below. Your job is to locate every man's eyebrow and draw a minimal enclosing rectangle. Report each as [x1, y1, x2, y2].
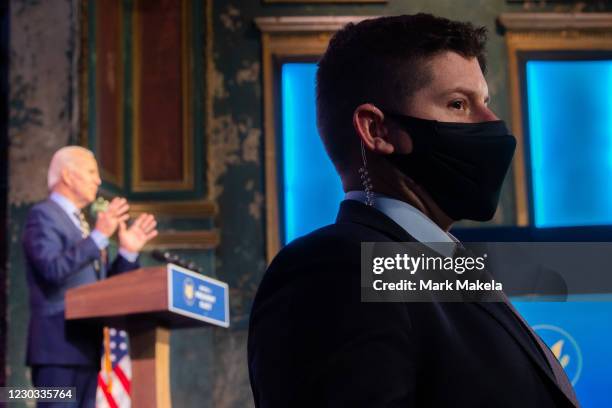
[439, 87, 490, 103]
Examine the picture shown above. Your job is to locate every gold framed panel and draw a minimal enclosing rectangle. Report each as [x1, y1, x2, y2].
[500, 13, 612, 226]
[261, 33, 329, 263]
[79, 0, 219, 252]
[144, 229, 220, 250]
[79, 0, 125, 188]
[256, 16, 371, 263]
[97, 0, 125, 188]
[79, 0, 89, 148]
[132, 0, 195, 192]
[129, 199, 217, 219]
[264, 0, 385, 3]
[205, 0, 214, 201]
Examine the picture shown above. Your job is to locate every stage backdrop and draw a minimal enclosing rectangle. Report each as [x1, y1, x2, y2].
[5, 1, 612, 407]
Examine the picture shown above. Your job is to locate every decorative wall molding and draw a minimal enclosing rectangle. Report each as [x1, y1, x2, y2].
[498, 12, 612, 31]
[129, 200, 217, 219]
[258, 15, 412, 261]
[500, 12, 612, 226]
[255, 15, 377, 33]
[131, 0, 195, 193]
[81, 0, 206, 198]
[263, 0, 385, 4]
[257, 17, 358, 262]
[145, 229, 220, 250]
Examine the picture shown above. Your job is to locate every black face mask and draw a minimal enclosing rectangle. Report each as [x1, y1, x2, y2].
[383, 112, 516, 221]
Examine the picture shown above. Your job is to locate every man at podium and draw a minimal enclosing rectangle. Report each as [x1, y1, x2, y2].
[22, 146, 158, 407]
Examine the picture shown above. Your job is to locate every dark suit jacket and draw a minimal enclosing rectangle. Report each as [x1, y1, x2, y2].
[248, 200, 579, 407]
[22, 198, 139, 366]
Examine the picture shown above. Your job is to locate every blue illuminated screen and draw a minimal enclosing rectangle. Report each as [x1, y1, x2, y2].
[281, 63, 344, 244]
[526, 59, 612, 228]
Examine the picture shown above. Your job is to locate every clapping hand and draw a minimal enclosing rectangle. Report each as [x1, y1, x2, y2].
[95, 197, 130, 237]
[118, 213, 158, 253]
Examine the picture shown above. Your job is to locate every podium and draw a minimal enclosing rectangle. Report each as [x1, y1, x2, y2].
[65, 264, 229, 408]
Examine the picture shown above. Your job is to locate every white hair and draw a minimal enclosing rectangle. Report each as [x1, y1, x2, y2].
[47, 146, 95, 190]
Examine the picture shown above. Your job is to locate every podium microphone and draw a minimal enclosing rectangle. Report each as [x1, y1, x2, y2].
[151, 249, 203, 273]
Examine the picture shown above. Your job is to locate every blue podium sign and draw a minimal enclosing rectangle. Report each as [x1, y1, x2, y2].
[167, 264, 230, 328]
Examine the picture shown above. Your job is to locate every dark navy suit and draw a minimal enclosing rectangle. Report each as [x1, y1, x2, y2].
[22, 198, 139, 406]
[248, 200, 579, 407]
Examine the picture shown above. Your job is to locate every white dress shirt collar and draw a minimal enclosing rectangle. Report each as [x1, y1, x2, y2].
[345, 190, 458, 256]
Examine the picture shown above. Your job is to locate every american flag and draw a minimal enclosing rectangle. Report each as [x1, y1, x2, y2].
[96, 327, 131, 408]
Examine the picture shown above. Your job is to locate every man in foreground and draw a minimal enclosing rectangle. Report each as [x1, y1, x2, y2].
[248, 14, 579, 407]
[23, 146, 158, 407]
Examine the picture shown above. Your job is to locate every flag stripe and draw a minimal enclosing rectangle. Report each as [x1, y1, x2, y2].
[114, 364, 131, 395]
[98, 375, 120, 408]
[97, 328, 131, 407]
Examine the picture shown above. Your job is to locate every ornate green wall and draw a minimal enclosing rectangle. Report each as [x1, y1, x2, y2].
[7, 0, 610, 406]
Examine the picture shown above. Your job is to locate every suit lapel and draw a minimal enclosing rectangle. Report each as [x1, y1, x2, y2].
[473, 301, 578, 407]
[338, 200, 578, 407]
[46, 199, 83, 241]
[47, 199, 103, 279]
[502, 298, 579, 407]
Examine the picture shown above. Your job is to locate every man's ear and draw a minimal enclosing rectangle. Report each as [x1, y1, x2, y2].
[352, 104, 394, 154]
[60, 167, 73, 188]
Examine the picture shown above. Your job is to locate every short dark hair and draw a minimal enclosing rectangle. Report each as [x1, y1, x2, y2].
[316, 14, 488, 174]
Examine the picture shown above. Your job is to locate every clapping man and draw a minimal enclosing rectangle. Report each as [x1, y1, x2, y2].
[23, 146, 158, 407]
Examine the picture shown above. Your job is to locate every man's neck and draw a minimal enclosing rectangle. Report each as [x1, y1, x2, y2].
[51, 185, 86, 210]
[389, 183, 454, 232]
[343, 172, 454, 232]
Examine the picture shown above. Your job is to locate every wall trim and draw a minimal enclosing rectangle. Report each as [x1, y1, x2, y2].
[500, 13, 612, 225]
[145, 229, 220, 250]
[255, 15, 377, 33]
[129, 200, 217, 219]
[498, 12, 612, 31]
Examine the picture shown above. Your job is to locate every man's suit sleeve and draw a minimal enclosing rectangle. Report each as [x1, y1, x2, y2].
[249, 257, 416, 407]
[107, 254, 140, 277]
[22, 206, 101, 286]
